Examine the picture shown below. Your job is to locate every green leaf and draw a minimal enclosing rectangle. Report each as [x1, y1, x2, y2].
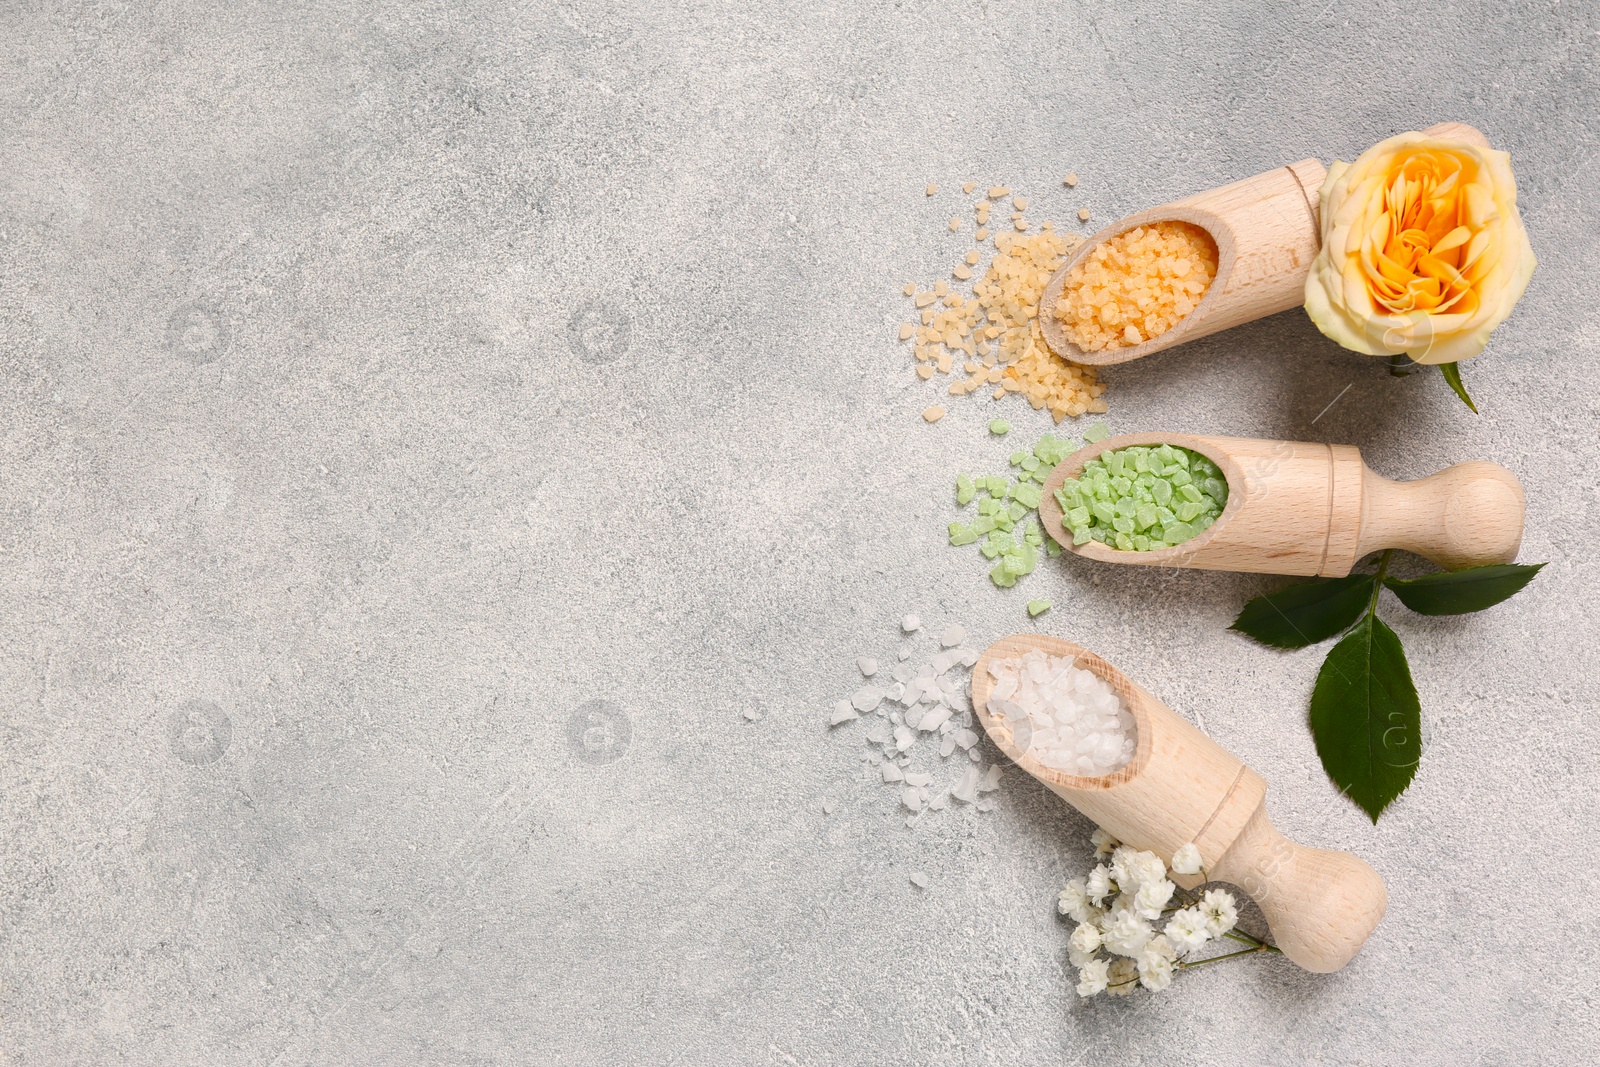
[1439, 362, 1478, 413]
[1383, 562, 1545, 616]
[1228, 573, 1377, 649]
[1310, 615, 1421, 822]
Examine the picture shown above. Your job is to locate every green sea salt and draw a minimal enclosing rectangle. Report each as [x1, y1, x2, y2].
[990, 419, 1011, 435]
[950, 430, 1083, 588]
[1054, 444, 1227, 551]
[1026, 599, 1052, 617]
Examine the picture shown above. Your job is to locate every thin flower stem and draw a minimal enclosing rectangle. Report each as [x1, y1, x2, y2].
[1179, 944, 1276, 969]
[1221, 929, 1281, 952]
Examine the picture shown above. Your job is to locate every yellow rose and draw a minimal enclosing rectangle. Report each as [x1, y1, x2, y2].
[1304, 132, 1535, 364]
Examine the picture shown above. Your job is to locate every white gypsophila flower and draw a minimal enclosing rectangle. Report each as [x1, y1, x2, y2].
[1124, 851, 1168, 892]
[1165, 907, 1210, 953]
[1201, 889, 1239, 938]
[1070, 922, 1103, 955]
[1085, 864, 1114, 905]
[1133, 878, 1176, 920]
[1108, 846, 1136, 889]
[1099, 909, 1154, 957]
[1137, 935, 1177, 992]
[1105, 956, 1139, 996]
[1091, 828, 1119, 857]
[1170, 843, 1203, 876]
[1068, 944, 1096, 969]
[1058, 878, 1090, 918]
[1076, 957, 1110, 998]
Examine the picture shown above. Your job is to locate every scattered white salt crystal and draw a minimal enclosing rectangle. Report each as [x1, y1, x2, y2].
[851, 687, 883, 712]
[892, 663, 913, 684]
[917, 707, 951, 732]
[893, 726, 914, 752]
[910, 871, 930, 888]
[955, 728, 979, 750]
[968, 748, 981, 762]
[902, 788, 922, 811]
[940, 736, 956, 757]
[830, 702, 858, 725]
[897, 646, 911, 661]
[889, 711, 903, 725]
[927, 794, 947, 811]
[976, 798, 996, 813]
[902, 614, 921, 633]
[941, 625, 965, 648]
[743, 708, 761, 721]
[978, 765, 1003, 792]
[857, 656, 878, 677]
[866, 723, 892, 744]
[905, 772, 932, 788]
[822, 798, 837, 814]
[951, 766, 980, 803]
[881, 763, 905, 783]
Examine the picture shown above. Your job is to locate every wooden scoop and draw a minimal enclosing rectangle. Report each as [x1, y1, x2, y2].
[972, 633, 1387, 973]
[1038, 122, 1490, 366]
[1038, 432, 1524, 577]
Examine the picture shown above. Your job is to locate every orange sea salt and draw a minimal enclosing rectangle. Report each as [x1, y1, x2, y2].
[1056, 221, 1218, 353]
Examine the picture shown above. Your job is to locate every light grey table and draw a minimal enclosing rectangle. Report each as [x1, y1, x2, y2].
[4, 2, 1597, 1063]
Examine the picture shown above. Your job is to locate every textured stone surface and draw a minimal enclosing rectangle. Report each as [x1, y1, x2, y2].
[3, 2, 1597, 1063]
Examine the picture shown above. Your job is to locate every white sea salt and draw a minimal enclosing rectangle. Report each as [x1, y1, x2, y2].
[831, 700, 857, 725]
[910, 871, 930, 888]
[902, 614, 921, 633]
[858, 656, 878, 677]
[984, 650, 1135, 777]
[941, 625, 965, 648]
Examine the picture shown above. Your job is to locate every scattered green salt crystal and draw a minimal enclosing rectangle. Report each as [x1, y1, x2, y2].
[956, 473, 975, 505]
[990, 419, 1012, 435]
[1011, 483, 1042, 509]
[948, 522, 978, 546]
[1009, 450, 1026, 465]
[1046, 539, 1063, 557]
[1083, 422, 1109, 443]
[1026, 600, 1051, 617]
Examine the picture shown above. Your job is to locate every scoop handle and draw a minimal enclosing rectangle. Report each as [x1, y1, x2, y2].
[1355, 460, 1524, 569]
[1209, 805, 1387, 973]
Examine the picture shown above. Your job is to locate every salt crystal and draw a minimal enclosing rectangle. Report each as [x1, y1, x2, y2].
[902, 614, 921, 632]
[851, 687, 884, 712]
[905, 772, 932, 788]
[951, 766, 980, 803]
[893, 663, 914, 684]
[893, 726, 914, 751]
[978, 765, 1003, 792]
[917, 707, 951, 732]
[976, 798, 996, 813]
[927, 794, 947, 811]
[910, 871, 930, 888]
[830, 702, 858, 725]
[882, 763, 905, 783]
[858, 656, 878, 677]
[823, 798, 837, 813]
[902, 788, 923, 811]
[743, 708, 761, 721]
[941, 625, 965, 648]
[897, 646, 911, 661]
[940, 736, 956, 757]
